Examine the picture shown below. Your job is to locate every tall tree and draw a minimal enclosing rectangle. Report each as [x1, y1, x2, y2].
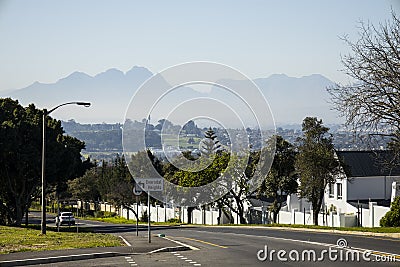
[201, 127, 221, 156]
[105, 155, 137, 218]
[0, 98, 89, 225]
[259, 136, 298, 223]
[169, 128, 224, 223]
[216, 151, 259, 224]
[295, 117, 342, 225]
[327, 11, 400, 165]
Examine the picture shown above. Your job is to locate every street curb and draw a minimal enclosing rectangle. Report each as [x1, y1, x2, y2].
[0, 246, 191, 267]
[184, 225, 400, 239]
[0, 251, 125, 267]
[149, 245, 191, 254]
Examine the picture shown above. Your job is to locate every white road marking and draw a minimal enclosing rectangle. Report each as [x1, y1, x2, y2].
[119, 235, 132, 247]
[188, 230, 400, 260]
[162, 236, 200, 250]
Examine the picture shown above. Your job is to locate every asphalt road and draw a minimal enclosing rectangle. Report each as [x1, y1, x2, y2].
[23, 212, 400, 266]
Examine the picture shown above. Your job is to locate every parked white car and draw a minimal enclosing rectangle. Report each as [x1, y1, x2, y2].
[55, 212, 75, 226]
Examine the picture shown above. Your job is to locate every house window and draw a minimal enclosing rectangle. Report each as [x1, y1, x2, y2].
[328, 183, 334, 198]
[337, 183, 343, 199]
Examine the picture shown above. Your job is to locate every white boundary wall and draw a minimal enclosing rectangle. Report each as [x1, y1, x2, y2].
[94, 201, 390, 227]
[276, 204, 390, 227]
[117, 203, 219, 225]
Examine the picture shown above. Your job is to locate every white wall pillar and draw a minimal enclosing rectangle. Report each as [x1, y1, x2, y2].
[291, 208, 298, 224]
[369, 202, 377, 227]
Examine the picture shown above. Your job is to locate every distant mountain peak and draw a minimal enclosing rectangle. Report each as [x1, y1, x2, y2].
[126, 65, 153, 77]
[95, 68, 124, 78]
[266, 73, 289, 79]
[61, 71, 92, 81]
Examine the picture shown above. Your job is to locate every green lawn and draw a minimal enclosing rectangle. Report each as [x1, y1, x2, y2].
[0, 225, 123, 254]
[81, 216, 183, 226]
[161, 134, 201, 149]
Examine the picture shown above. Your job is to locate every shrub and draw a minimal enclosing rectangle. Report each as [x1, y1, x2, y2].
[94, 211, 117, 218]
[140, 210, 148, 222]
[167, 218, 182, 223]
[380, 196, 400, 227]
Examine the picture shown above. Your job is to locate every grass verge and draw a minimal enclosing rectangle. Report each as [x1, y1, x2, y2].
[78, 216, 185, 226]
[81, 216, 184, 226]
[0, 225, 124, 254]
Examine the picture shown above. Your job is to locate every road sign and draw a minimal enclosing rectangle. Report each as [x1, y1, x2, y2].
[60, 199, 78, 205]
[133, 186, 143, 196]
[135, 178, 164, 192]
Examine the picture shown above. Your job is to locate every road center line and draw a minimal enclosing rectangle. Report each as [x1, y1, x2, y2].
[187, 230, 399, 259]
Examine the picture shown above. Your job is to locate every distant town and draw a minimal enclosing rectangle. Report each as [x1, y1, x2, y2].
[62, 119, 391, 161]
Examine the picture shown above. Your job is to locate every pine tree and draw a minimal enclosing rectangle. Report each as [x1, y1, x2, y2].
[201, 127, 221, 156]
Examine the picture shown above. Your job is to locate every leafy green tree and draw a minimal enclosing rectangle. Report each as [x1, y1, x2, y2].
[166, 128, 225, 223]
[295, 117, 342, 225]
[67, 167, 100, 215]
[259, 136, 298, 223]
[216, 151, 259, 224]
[380, 196, 400, 227]
[182, 120, 201, 136]
[104, 155, 137, 218]
[0, 98, 90, 225]
[69, 153, 155, 220]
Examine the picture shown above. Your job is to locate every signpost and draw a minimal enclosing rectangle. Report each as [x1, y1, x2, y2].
[133, 186, 142, 237]
[135, 178, 163, 243]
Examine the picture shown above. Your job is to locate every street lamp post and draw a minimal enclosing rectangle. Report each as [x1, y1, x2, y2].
[41, 102, 90, 235]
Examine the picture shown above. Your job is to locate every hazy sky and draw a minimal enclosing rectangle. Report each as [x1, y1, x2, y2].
[0, 0, 398, 92]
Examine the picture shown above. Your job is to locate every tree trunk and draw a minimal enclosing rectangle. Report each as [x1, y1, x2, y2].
[123, 205, 137, 221]
[13, 198, 24, 226]
[217, 206, 222, 225]
[313, 208, 319, 225]
[187, 207, 194, 224]
[25, 208, 28, 226]
[271, 199, 282, 224]
[313, 191, 324, 225]
[273, 211, 278, 224]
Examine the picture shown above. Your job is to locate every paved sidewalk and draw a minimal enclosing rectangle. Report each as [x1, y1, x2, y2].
[0, 234, 190, 267]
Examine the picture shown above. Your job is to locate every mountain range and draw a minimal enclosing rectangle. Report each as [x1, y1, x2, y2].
[2, 66, 342, 126]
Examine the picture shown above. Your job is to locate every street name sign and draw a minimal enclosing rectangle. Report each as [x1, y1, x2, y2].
[135, 178, 164, 192]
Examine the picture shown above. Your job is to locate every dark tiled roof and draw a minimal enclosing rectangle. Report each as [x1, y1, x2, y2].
[336, 150, 400, 177]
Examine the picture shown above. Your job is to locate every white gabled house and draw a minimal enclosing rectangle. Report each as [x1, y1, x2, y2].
[285, 150, 400, 227]
[325, 150, 400, 214]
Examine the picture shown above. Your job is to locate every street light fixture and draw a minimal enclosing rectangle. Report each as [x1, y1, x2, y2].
[41, 102, 91, 234]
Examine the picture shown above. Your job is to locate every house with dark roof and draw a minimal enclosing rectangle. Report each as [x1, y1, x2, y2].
[324, 150, 400, 214]
[284, 150, 400, 227]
